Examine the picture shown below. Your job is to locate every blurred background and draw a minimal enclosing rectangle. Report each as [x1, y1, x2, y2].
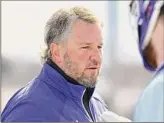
[1, 1, 152, 119]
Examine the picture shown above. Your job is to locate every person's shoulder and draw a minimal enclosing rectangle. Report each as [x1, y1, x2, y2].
[1, 77, 67, 122]
[133, 71, 164, 122]
[136, 70, 164, 104]
[1, 97, 61, 122]
[12, 77, 49, 101]
[152, 70, 164, 85]
[24, 77, 68, 106]
[145, 71, 164, 93]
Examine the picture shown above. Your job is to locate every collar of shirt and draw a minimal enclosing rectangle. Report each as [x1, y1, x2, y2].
[38, 59, 95, 101]
[153, 61, 164, 77]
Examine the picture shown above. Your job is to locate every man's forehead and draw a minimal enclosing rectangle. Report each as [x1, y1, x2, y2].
[78, 40, 103, 45]
[72, 20, 102, 34]
[68, 20, 103, 44]
[73, 34, 103, 45]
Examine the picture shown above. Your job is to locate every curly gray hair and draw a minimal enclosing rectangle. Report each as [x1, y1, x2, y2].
[41, 6, 102, 63]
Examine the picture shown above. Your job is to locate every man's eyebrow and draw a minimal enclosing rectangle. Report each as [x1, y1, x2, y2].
[79, 42, 92, 45]
[79, 42, 103, 45]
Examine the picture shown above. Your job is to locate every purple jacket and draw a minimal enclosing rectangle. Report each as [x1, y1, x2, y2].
[1, 63, 108, 122]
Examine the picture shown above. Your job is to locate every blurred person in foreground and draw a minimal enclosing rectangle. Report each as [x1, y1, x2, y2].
[100, 0, 164, 122]
[1, 6, 109, 122]
[129, 0, 164, 121]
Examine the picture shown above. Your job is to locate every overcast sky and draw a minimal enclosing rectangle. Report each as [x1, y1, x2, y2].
[2, 1, 108, 63]
[2, 1, 141, 64]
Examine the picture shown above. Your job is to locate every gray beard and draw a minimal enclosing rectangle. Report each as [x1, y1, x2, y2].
[63, 53, 97, 88]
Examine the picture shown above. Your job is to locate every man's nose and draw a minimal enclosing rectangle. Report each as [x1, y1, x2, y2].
[90, 49, 102, 65]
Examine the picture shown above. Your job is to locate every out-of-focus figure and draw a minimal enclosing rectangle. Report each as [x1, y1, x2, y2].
[129, 0, 164, 121]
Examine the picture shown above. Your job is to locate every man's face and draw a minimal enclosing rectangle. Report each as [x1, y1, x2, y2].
[60, 20, 103, 87]
[143, 17, 164, 68]
[151, 17, 164, 64]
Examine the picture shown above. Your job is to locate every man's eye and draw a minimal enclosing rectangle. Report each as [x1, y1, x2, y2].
[81, 46, 89, 49]
[98, 46, 102, 49]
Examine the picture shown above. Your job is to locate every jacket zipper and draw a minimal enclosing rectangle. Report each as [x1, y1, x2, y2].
[89, 102, 95, 121]
[81, 89, 94, 122]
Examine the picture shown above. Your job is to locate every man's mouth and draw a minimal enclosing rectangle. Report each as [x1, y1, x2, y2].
[87, 67, 98, 70]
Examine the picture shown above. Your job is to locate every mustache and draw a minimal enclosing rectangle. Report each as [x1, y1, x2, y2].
[87, 59, 100, 68]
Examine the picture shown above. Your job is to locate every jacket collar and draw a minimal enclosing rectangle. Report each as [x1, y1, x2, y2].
[38, 61, 95, 101]
[153, 61, 164, 77]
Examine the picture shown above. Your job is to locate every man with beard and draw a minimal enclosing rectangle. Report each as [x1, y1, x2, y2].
[1, 7, 108, 122]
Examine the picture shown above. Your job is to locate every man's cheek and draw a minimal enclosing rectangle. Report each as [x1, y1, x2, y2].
[78, 53, 88, 60]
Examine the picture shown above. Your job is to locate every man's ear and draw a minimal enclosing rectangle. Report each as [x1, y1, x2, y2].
[50, 43, 61, 63]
